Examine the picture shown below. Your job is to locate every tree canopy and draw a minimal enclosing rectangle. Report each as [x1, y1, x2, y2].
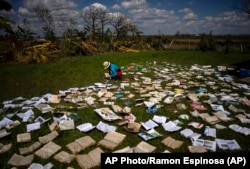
[0, 0, 12, 11]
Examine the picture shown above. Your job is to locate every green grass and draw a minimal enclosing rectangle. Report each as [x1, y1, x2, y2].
[0, 50, 249, 103]
[0, 50, 250, 169]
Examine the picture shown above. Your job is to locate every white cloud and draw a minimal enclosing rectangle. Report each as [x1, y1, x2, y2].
[22, 0, 77, 10]
[7, 0, 250, 36]
[81, 3, 108, 13]
[179, 8, 192, 13]
[90, 3, 107, 10]
[121, 0, 148, 9]
[179, 8, 197, 20]
[0, 9, 16, 15]
[17, 0, 79, 22]
[117, 0, 180, 34]
[18, 7, 29, 15]
[183, 12, 197, 20]
[112, 4, 121, 10]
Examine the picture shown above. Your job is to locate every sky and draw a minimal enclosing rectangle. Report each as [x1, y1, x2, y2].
[1, 0, 250, 36]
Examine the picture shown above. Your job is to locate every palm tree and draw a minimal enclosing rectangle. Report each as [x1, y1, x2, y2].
[15, 26, 36, 41]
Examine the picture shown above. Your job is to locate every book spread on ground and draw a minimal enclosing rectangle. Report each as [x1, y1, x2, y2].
[138, 128, 162, 141]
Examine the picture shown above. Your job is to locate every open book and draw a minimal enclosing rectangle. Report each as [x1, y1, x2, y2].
[138, 128, 162, 141]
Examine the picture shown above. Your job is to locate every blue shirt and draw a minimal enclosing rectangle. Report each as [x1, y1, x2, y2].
[109, 63, 120, 78]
